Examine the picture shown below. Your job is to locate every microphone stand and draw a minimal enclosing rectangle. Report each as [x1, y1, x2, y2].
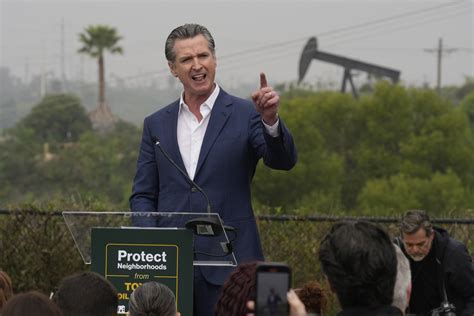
[152, 136, 225, 237]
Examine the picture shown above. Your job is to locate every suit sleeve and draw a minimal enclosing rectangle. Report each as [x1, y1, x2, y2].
[249, 110, 297, 170]
[129, 118, 159, 220]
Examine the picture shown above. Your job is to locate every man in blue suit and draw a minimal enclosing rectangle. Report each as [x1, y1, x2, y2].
[130, 23, 297, 316]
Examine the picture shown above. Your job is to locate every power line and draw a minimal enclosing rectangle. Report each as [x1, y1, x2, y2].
[218, 0, 467, 61]
[214, 5, 472, 80]
[324, 6, 470, 49]
[116, 1, 470, 82]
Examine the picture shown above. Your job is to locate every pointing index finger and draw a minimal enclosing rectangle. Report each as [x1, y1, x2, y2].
[260, 72, 268, 88]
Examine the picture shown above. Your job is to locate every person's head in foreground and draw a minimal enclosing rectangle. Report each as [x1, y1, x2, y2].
[2, 291, 63, 316]
[53, 271, 118, 316]
[214, 261, 258, 316]
[129, 281, 179, 316]
[319, 221, 398, 311]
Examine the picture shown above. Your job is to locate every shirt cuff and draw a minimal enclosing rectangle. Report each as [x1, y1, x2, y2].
[262, 117, 280, 137]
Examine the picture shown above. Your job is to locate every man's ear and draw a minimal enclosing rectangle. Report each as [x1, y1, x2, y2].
[168, 61, 178, 77]
[428, 231, 435, 242]
[176, 312, 181, 316]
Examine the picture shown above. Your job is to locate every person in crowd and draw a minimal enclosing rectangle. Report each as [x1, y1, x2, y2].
[0, 270, 13, 311]
[392, 245, 411, 315]
[1, 291, 63, 316]
[128, 281, 180, 316]
[130, 23, 297, 316]
[295, 280, 327, 315]
[215, 261, 307, 316]
[319, 221, 403, 315]
[214, 262, 258, 316]
[52, 271, 118, 316]
[397, 210, 474, 316]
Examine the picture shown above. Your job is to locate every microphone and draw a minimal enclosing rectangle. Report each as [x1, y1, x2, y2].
[151, 136, 224, 237]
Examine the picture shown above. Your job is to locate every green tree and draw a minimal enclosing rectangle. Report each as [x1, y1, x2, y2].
[38, 120, 140, 208]
[357, 170, 466, 215]
[400, 95, 474, 186]
[19, 94, 92, 143]
[460, 91, 474, 132]
[78, 25, 123, 107]
[456, 76, 474, 101]
[252, 91, 347, 213]
[0, 127, 40, 203]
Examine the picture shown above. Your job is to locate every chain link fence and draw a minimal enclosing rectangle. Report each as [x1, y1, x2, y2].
[1, 210, 473, 313]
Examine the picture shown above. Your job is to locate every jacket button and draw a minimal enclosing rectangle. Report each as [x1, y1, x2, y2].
[191, 187, 197, 192]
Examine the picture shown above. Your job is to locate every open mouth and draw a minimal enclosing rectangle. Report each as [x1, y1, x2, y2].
[192, 73, 206, 82]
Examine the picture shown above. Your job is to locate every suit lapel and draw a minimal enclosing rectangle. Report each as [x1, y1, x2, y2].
[194, 90, 233, 178]
[163, 101, 187, 171]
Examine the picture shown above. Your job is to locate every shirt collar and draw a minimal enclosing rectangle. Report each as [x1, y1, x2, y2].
[179, 83, 220, 113]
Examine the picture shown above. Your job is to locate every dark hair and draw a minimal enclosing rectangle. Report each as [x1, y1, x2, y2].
[165, 23, 215, 63]
[295, 281, 327, 314]
[129, 281, 176, 316]
[319, 221, 397, 309]
[400, 209, 433, 236]
[0, 270, 13, 310]
[214, 261, 259, 316]
[2, 291, 63, 316]
[53, 272, 118, 316]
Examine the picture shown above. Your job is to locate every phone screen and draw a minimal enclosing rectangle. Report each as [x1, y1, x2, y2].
[256, 267, 290, 316]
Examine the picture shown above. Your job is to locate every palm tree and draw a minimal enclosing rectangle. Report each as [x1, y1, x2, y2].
[78, 25, 123, 110]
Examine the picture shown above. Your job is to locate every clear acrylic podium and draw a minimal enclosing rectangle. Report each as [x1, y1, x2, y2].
[62, 211, 237, 267]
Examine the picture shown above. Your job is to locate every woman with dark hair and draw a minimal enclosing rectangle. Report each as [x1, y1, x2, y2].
[2, 291, 63, 316]
[128, 281, 179, 316]
[214, 262, 258, 316]
[0, 271, 13, 311]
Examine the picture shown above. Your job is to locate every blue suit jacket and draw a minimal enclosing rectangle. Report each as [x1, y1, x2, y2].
[130, 88, 297, 285]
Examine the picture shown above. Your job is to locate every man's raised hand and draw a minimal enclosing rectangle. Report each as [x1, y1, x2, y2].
[251, 72, 279, 125]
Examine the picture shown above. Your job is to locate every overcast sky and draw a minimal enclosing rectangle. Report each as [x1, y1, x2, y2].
[1, 0, 473, 90]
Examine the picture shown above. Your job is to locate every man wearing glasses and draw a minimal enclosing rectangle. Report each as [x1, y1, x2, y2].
[397, 210, 474, 316]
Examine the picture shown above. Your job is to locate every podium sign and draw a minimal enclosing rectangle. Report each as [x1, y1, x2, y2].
[91, 228, 193, 316]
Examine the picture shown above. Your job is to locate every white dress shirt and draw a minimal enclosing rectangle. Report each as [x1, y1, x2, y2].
[177, 84, 279, 179]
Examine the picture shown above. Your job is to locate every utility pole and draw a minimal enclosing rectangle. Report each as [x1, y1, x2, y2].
[424, 37, 458, 94]
[24, 57, 29, 84]
[40, 40, 46, 97]
[60, 18, 67, 92]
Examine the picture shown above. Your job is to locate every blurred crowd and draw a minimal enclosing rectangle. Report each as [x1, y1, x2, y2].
[1, 210, 473, 316]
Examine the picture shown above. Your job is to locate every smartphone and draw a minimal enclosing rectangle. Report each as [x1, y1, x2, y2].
[255, 262, 291, 316]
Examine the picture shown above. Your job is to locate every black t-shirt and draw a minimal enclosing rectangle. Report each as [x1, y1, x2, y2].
[408, 244, 441, 314]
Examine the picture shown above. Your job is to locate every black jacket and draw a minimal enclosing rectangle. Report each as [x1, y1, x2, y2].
[399, 227, 474, 316]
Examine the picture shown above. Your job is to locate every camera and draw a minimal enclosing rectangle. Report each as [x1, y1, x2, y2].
[430, 301, 456, 316]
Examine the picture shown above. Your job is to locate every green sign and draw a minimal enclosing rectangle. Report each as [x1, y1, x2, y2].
[91, 228, 193, 316]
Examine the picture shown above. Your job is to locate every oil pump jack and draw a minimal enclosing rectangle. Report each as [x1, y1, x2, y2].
[298, 37, 401, 98]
